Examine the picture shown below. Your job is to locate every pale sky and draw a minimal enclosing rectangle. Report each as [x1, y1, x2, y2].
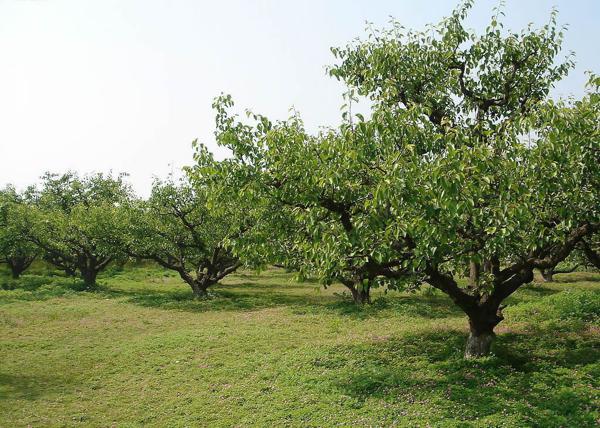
[1, 0, 598, 196]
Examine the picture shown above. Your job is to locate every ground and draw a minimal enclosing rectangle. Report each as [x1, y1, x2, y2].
[1, 265, 599, 427]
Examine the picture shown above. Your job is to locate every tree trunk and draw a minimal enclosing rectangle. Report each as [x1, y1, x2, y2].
[465, 324, 495, 359]
[540, 268, 554, 282]
[464, 309, 501, 358]
[7, 257, 32, 279]
[348, 284, 371, 305]
[190, 283, 209, 298]
[81, 269, 98, 289]
[10, 267, 21, 279]
[581, 241, 600, 269]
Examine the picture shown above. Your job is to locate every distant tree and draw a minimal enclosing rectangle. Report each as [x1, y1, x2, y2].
[580, 235, 600, 270]
[329, 2, 599, 357]
[23, 172, 131, 288]
[539, 262, 580, 283]
[0, 186, 39, 279]
[539, 234, 600, 281]
[118, 177, 252, 298]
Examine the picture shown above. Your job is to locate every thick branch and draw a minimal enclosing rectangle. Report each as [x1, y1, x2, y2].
[581, 240, 600, 269]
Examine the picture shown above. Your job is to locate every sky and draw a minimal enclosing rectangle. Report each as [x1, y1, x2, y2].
[1, 0, 599, 196]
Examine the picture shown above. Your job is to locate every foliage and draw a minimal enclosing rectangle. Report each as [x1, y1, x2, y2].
[196, 93, 420, 305]
[0, 0, 596, 366]
[189, 2, 599, 357]
[116, 177, 253, 297]
[325, 1, 599, 356]
[21, 172, 132, 288]
[0, 186, 39, 278]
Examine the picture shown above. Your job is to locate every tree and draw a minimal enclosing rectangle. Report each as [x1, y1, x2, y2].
[117, 177, 249, 298]
[200, 97, 417, 305]
[23, 172, 131, 288]
[0, 186, 39, 279]
[329, 2, 599, 357]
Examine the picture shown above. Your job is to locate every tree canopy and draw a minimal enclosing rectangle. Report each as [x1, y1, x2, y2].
[21, 172, 132, 288]
[199, 2, 599, 357]
[117, 176, 257, 297]
[0, 186, 39, 279]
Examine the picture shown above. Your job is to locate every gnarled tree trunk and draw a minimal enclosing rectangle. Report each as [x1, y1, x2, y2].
[190, 282, 209, 298]
[189, 276, 217, 298]
[541, 264, 579, 282]
[10, 266, 22, 279]
[426, 264, 531, 359]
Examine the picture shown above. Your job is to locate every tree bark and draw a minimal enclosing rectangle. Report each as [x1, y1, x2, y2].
[465, 322, 495, 358]
[80, 269, 98, 289]
[581, 240, 600, 269]
[464, 305, 503, 358]
[469, 261, 480, 287]
[348, 283, 371, 305]
[425, 265, 508, 358]
[191, 284, 208, 298]
[190, 279, 215, 298]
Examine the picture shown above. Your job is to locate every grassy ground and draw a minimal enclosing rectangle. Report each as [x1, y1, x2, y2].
[0, 265, 599, 427]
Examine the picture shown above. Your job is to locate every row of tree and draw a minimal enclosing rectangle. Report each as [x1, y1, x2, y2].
[1, 2, 599, 358]
[0, 172, 255, 297]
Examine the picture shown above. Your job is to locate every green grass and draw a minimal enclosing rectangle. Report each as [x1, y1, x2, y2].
[1, 266, 599, 427]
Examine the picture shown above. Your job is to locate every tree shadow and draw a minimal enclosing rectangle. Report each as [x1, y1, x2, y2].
[70, 276, 465, 321]
[0, 274, 90, 301]
[0, 372, 73, 402]
[328, 323, 598, 426]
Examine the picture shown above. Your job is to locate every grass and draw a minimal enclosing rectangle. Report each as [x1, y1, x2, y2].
[0, 265, 599, 427]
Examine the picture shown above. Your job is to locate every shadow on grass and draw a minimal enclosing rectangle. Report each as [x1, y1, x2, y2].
[0, 372, 73, 402]
[0, 274, 94, 302]
[1, 271, 463, 320]
[326, 323, 598, 426]
[90, 280, 463, 320]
